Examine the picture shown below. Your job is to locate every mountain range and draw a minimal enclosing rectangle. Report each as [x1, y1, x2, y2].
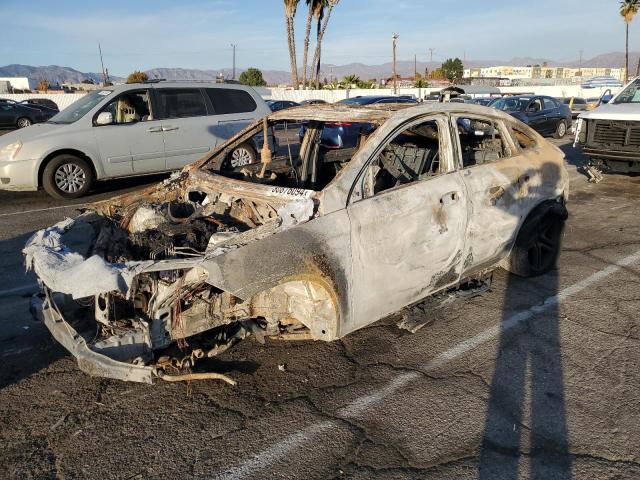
[1, 52, 638, 87]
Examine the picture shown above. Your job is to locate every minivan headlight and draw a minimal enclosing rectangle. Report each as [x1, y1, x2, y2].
[0, 141, 22, 162]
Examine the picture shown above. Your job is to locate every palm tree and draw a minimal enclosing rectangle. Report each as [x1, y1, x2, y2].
[311, 0, 340, 89]
[620, 0, 639, 82]
[343, 74, 360, 87]
[302, 0, 325, 89]
[284, 0, 300, 88]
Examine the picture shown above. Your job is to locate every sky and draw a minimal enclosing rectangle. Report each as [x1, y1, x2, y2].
[0, 0, 638, 75]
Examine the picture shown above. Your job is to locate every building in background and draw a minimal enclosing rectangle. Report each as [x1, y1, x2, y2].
[463, 66, 627, 83]
[0, 77, 35, 92]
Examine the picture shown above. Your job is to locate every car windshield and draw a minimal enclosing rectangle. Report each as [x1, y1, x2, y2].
[491, 97, 529, 112]
[48, 90, 112, 124]
[612, 79, 640, 104]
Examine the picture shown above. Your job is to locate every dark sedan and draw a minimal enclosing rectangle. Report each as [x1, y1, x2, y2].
[489, 95, 572, 138]
[0, 99, 53, 129]
[19, 98, 60, 114]
[267, 100, 300, 112]
[338, 95, 418, 106]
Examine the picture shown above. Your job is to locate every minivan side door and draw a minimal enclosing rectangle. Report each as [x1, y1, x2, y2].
[92, 89, 165, 177]
[203, 87, 261, 145]
[154, 87, 215, 170]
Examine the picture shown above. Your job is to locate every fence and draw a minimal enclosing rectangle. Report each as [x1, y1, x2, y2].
[1, 85, 622, 112]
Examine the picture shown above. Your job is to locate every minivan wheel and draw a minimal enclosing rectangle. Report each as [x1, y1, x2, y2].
[43, 154, 94, 199]
[554, 120, 567, 139]
[229, 143, 257, 168]
[17, 117, 32, 129]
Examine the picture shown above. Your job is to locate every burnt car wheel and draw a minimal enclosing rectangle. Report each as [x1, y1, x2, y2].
[229, 143, 257, 168]
[554, 120, 567, 139]
[506, 211, 565, 277]
[17, 117, 32, 128]
[43, 154, 94, 199]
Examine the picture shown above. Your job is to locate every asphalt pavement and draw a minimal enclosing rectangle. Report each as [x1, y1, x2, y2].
[0, 137, 639, 479]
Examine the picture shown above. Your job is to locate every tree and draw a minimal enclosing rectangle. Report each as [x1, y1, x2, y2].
[356, 79, 376, 89]
[311, 0, 340, 89]
[81, 78, 95, 85]
[342, 74, 360, 87]
[284, 0, 300, 88]
[414, 79, 428, 88]
[239, 68, 267, 87]
[302, 0, 326, 89]
[126, 71, 148, 83]
[37, 79, 49, 91]
[441, 58, 464, 83]
[620, 0, 639, 82]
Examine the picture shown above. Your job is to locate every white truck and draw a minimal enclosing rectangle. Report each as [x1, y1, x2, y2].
[575, 78, 640, 174]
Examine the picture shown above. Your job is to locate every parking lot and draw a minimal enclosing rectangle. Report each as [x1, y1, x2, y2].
[0, 134, 639, 479]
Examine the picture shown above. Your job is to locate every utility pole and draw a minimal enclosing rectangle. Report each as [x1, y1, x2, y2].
[428, 48, 435, 63]
[392, 33, 399, 94]
[414, 54, 417, 80]
[98, 43, 107, 86]
[579, 49, 584, 76]
[231, 44, 237, 80]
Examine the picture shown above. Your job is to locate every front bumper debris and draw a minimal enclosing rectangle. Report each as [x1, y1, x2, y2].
[39, 290, 155, 384]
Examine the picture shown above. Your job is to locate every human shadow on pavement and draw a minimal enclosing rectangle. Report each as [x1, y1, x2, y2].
[478, 262, 571, 477]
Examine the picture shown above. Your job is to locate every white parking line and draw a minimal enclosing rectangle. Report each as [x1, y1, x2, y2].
[0, 203, 86, 218]
[214, 248, 640, 480]
[0, 284, 38, 297]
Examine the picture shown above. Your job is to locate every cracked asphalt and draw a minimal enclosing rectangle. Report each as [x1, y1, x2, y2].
[0, 137, 639, 479]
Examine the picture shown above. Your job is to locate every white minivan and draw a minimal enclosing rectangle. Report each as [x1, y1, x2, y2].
[0, 81, 272, 198]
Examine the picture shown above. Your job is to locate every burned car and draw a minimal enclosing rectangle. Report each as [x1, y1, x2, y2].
[25, 103, 569, 384]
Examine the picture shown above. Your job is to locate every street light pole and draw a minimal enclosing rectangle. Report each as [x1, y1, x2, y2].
[392, 33, 399, 95]
[231, 44, 237, 80]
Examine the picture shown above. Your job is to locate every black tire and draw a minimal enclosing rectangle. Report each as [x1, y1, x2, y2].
[504, 208, 566, 277]
[553, 120, 568, 139]
[228, 143, 257, 168]
[16, 117, 32, 129]
[42, 154, 94, 199]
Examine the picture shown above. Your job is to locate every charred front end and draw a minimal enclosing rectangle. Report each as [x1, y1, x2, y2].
[24, 173, 332, 384]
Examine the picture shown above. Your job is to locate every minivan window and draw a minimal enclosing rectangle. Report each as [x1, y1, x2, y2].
[48, 90, 112, 124]
[205, 88, 257, 114]
[99, 90, 152, 124]
[156, 88, 207, 118]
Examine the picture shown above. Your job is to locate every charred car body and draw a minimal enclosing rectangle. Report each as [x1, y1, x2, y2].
[575, 78, 640, 173]
[26, 103, 569, 384]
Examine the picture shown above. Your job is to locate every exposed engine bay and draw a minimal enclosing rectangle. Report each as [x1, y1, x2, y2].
[25, 172, 320, 384]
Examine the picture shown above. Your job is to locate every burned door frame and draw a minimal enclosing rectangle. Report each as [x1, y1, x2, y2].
[450, 113, 538, 276]
[344, 113, 470, 334]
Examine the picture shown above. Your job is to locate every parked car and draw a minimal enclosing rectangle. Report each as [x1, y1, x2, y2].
[19, 98, 60, 113]
[562, 97, 588, 117]
[26, 102, 568, 384]
[300, 99, 327, 106]
[338, 95, 419, 105]
[576, 77, 640, 173]
[0, 82, 271, 199]
[468, 97, 494, 106]
[489, 95, 572, 138]
[266, 100, 300, 112]
[0, 99, 53, 129]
